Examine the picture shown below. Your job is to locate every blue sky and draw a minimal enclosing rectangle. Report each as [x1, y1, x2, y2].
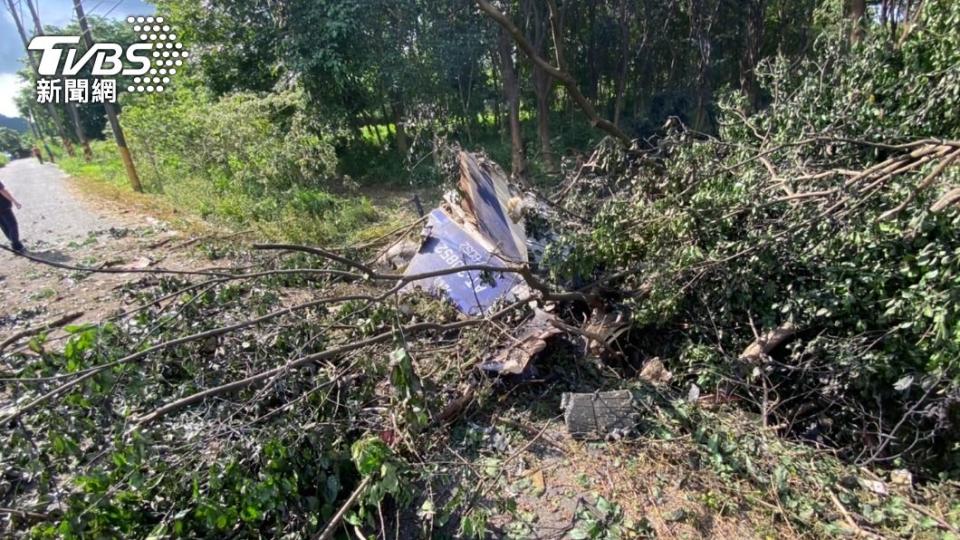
[0, 0, 154, 117]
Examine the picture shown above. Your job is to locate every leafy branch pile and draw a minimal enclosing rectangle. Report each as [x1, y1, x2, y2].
[0, 259, 504, 537]
[546, 1, 960, 474]
[1, 2, 960, 539]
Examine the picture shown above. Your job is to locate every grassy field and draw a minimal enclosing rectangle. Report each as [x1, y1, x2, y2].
[55, 140, 416, 246]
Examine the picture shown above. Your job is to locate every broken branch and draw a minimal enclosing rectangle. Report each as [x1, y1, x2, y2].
[740, 322, 798, 362]
[0, 311, 84, 352]
[0, 294, 374, 425]
[475, 0, 632, 146]
[133, 297, 532, 426]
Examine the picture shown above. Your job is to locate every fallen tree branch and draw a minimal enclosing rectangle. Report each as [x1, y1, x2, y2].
[881, 149, 960, 220]
[0, 245, 237, 277]
[931, 187, 960, 213]
[0, 507, 55, 523]
[314, 476, 371, 540]
[0, 294, 374, 425]
[0, 311, 84, 352]
[133, 296, 532, 426]
[0, 244, 363, 283]
[828, 490, 884, 539]
[740, 322, 798, 362]
[254, 243, 595, 304]
[352, 216, 427, 251]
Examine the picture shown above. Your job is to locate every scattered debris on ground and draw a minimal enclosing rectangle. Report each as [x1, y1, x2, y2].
[2, 136, 960, 539]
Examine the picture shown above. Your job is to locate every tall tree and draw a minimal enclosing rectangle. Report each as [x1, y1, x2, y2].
[524, 0, 556, 174]
[477, 0, 632, 146]
[4, 0, 76, 157]
[26, 0, 93, 161]
[612, 0, 633, 128]
[496, 26, 526, 179]
[740, 0, 766, 112]
[849, 0, 867, 43]
[686, 0, 720, 131]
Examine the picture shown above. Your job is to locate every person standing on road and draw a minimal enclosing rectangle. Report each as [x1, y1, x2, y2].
[0, 179, 25, 253]
[32, 147, 43, 164]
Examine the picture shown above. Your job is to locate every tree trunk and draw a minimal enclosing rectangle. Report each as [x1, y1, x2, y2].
[392, 102, 409, 158]
[497, 27, 526, 179]
[613, 0, 631, 128]
[687, 0, 717, 132]
[849, 0, 866, 43]
[74, 0, 141, 191]
[478, 0, 633, 147]
[585, 1, 599, 101]
[739, 0, 765, 112]
[525, 0, 557, 174]
[532, 66, 557, 174]
[6, 0, 75, 157]
[488, 49, 502, 132]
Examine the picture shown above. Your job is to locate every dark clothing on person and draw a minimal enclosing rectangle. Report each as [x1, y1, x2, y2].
[0, 180, 23, 251]
[0, 208, 22, 251]
[0, 180, 9, 210]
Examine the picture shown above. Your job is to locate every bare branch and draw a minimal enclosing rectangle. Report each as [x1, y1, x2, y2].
[474, 0, 633, 146]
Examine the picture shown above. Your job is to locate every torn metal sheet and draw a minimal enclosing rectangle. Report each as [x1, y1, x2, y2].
[401, 209, 524, 316]
[455, 152, 528, 263]
[479, 307, 562, 374]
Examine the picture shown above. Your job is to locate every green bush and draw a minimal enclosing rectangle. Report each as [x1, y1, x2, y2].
[549, 3, 960, 473]
[57, 86, 381, 243]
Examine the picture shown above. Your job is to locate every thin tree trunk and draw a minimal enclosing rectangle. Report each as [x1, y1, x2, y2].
[739, 0, 765, 112]
[392, 102, 409, 158]
[478, 0, 633, 146]
[850, 0, 866, 43]
[487, 48, 503, 136]
[27, 0, 91, 161]
[687, 0, 717, 132]
[585, 1, 599, 101]
[525, 0, 557, 174]
[533, 67, 556, 174]
[5, 0, 75, 157]
[497, 27, 525, 179]
[613, 0, 631, 128]
[74, 0, 142, 191]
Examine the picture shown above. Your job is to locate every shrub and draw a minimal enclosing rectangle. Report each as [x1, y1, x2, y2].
[549, 3, 960, 474]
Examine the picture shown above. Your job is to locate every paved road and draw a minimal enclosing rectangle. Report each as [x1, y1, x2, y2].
[0, 158, 108, 249]
[0, 157, 181, 326]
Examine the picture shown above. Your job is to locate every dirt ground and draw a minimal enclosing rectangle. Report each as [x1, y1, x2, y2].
[0, 158, 216, 348]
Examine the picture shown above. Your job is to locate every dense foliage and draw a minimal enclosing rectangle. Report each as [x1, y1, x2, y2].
[0, 127, 23, 155]
[119, 87, 379, 242]
[548, 0, 960, 473]
[4, 0, 960, 537]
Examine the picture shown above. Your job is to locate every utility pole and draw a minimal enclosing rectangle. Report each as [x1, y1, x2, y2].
[4, 0, 77, 157]
[27, 0, 93, 161]
[26, 104, 56, 163]
[73, 0, 143, 192]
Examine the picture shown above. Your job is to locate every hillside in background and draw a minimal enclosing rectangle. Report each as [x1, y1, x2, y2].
[0, 114, 27, 134]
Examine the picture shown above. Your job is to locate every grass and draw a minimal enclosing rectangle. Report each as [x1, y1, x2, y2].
[56, 140, 417, 246]
[0, 153, 9, 168]
[57, 141, 212, 237]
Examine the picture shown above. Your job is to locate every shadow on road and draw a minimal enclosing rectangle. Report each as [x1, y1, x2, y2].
[25, 249, 72, 264]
